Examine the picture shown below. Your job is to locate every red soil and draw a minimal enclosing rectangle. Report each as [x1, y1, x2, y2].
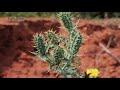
[0, 18, 120, 78]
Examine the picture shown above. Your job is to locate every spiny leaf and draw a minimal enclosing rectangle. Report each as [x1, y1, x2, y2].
[47, 30, 59, 45]
[71, 32, 83, 55]
[59, 12, 74, 33]
[53, 46, 65, 65]
[33, 33, 46, 59]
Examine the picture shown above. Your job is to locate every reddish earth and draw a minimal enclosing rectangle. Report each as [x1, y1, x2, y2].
[0, 18, 120, 78]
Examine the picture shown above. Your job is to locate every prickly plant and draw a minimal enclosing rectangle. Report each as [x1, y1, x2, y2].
[32, 12, 83, 78]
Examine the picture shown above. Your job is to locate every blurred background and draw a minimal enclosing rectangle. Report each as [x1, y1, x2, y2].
[0, 12, 120, 78]
[0, 12, 120, 19]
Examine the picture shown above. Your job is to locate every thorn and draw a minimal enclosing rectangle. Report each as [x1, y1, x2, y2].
[76, 19, 80, 26]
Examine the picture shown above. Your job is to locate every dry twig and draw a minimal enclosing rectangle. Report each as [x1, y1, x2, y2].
[99, 43, 120, 64]
[95, 36, 113, 67]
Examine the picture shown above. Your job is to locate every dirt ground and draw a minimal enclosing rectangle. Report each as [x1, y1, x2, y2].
[0, 18, 120, 78]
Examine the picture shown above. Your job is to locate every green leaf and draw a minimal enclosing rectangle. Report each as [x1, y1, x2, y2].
[53, 46, 65, 65]
[59, 12, 74, 33]
[47, 30, 59, 46]
[71, 32, 83, 55]
[33, 33, 47, 59]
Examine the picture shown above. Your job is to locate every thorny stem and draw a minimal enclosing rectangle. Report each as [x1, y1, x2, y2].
[56, 55, 74, 78]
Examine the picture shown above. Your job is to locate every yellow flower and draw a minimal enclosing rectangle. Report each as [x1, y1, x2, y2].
[86, 68, 99, 78]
